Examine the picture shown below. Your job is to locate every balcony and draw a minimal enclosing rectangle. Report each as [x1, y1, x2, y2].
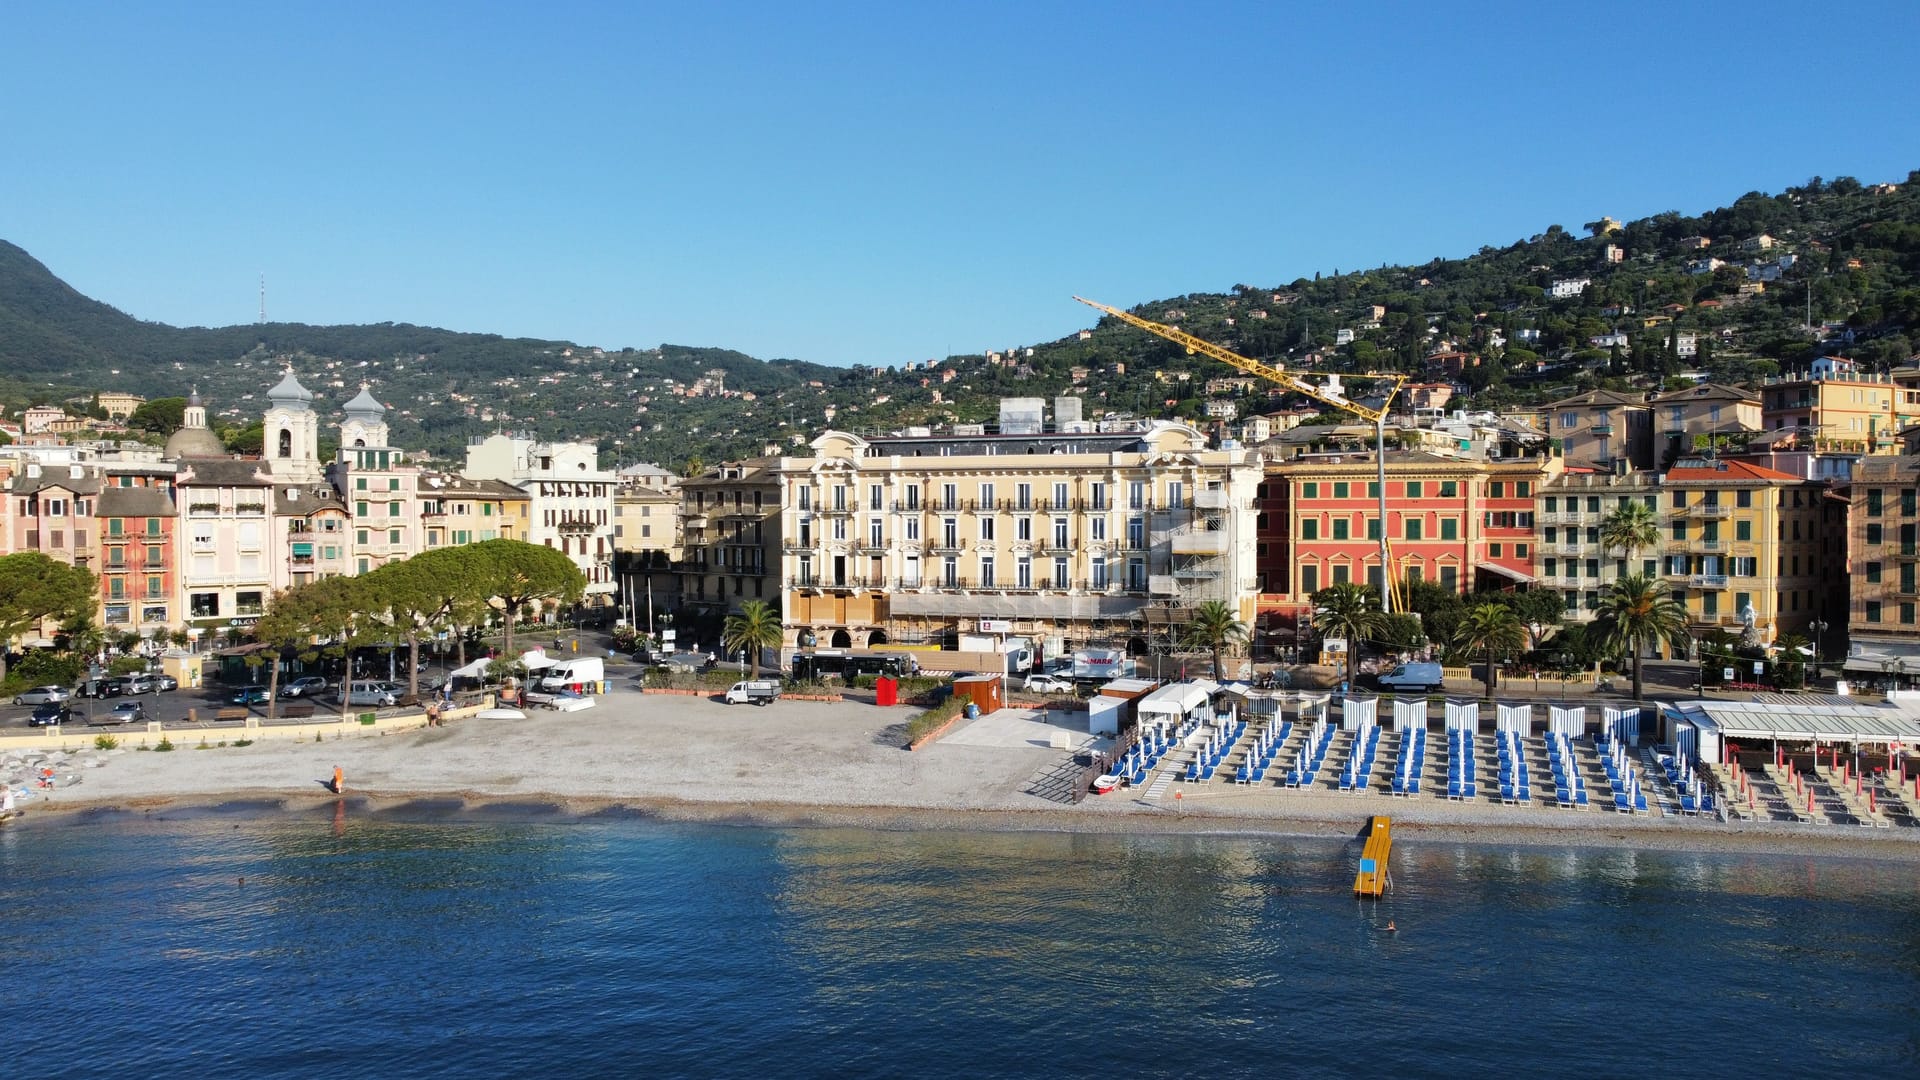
[1690, 504, 1732, 519]
[1687, 574, 1730, 589]
[1546, 512, 1579, 525]
[1896, 582, 1920, 598]
[817, 505, 854, 517]
[1588, 422, 1615, 435]
[1555, 542, 1583, 555]
[856, 543, 889, 555]
[1691, 539, 1726, 552]
[928, 541, 967, 555]
[1194, 490, 1230, 510]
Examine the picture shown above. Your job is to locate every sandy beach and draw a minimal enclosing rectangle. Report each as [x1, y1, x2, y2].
[8, 689, 1920, 862]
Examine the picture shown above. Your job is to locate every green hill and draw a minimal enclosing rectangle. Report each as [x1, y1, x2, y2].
[3, 170, 1918, 465]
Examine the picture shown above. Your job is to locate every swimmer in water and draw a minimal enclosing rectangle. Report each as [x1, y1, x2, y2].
[1385, 921, 1397, 932]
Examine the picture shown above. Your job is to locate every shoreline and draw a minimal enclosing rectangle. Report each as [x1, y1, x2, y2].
[25, 784, 1920, 864]
[9, 691, 1920, 865]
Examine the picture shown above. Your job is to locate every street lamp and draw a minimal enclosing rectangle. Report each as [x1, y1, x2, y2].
[1808, 619, 1829, 682]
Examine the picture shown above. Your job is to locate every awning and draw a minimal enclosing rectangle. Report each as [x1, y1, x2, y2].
[450, 658, 492, 680]
[520, 650, 558, 670]
[1476, 563, 1535, 584]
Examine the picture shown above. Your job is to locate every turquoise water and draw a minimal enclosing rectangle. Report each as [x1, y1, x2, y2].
[4, 807, 1917, 1077]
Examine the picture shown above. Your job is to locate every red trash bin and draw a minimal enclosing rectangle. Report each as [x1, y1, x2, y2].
[875, 676, 898, 707]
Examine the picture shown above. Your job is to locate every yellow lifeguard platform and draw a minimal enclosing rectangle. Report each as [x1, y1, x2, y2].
[1353, 816, 1392, 897]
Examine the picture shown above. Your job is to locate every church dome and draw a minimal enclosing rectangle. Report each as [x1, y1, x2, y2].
[267, 368, 314, 410]
[165, 424, 226, 458]
[343, 384, 386, 424]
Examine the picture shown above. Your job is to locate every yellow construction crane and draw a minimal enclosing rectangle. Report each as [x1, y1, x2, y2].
[1073, 295, 1409, 614]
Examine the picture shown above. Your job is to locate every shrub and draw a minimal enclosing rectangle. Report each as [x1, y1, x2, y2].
[93, 734, 119, 750]
[233, 738, 253, 747]
[107, 655, 149, 676]
[154, 737, 175, 752]
[904, 697, 969, 745]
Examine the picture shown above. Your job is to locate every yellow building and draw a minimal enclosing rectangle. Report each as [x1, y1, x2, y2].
[773, 423, 1263, 659]
[1758, 373, 1920, 453]
[1660, 458, 1835, 649]
[614, 482, 682, 562]
[1844, 456, 1920, 679]
[416, 473, 529, 548]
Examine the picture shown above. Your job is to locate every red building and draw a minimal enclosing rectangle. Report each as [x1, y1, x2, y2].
[97, 469, 178, 636]
[1255, 450, 1560, 656]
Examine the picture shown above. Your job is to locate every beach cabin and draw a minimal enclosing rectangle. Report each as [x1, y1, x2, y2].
[952, 673, 1005, 717]
[1089, 677, 1160, 736]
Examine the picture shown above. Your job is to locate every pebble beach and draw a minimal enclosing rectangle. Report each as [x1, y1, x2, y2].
[7, 691, 1920, 863]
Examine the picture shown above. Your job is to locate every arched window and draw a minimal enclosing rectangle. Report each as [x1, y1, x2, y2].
[278, 429, 292, 458]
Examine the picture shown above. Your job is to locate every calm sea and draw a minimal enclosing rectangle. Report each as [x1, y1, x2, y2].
[4, 807, 1916, 1078]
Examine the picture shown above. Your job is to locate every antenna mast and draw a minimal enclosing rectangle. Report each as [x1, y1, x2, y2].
[258, 274, 267, 324]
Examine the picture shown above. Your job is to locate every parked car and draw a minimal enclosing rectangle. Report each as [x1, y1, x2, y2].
[27, 702, 72, 727]
[229, 685, 271, 706]
[75, 680, 124, 699]
[13, 686, 70, 706]
[343, 681, 400, 707]
[119, 675, 158, 695]
[102, 700, 148, 725]
[279, 676, 329, 699]
[1021, 673, 1076, 694]
[153, 674, 179, 692]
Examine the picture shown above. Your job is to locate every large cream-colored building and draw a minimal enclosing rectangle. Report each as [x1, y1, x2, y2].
[1759, 371, 1920, 453]
[773, 422, 1262, 660]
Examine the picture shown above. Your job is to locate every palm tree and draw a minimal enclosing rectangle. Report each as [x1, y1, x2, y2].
[1183, 599, 1248, 681]
[1591, 574, 1691, 702]
[1600, 499, 1661, 570]
[1453, 603, 1526, 700]
[1774, 632, 1812, 690]
[721, 600, 783, 680]
[1313, 583, 1385, 690]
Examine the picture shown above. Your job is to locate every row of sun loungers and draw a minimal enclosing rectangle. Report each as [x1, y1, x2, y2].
[1182, 718, 1247, 783]
[1391, 729, 1426, 796]
[1546, 733, 1591, 810]
[1233, 721, 1292, 785]
[1496, 731, 1533, 804]
[1598, 731, 1648, 813]
[1340, 725, 1382, 792]
[1287, 721, 1335, 788]
[1447, 730, 1478, 800]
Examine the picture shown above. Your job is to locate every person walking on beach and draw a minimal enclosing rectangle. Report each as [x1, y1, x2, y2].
[332, 766, 344, 795]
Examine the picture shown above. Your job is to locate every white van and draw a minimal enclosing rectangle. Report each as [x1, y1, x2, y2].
[344, 681, 400, 707]
[539, 657, 605, 693]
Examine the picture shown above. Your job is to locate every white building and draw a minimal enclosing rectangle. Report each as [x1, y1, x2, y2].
[1549, 278, 1592, 299]
[463, 433, 618, 604]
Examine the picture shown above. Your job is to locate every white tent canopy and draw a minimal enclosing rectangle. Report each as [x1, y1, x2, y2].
[1137, 681, 1215, 721]
[449, 658, 491, 680]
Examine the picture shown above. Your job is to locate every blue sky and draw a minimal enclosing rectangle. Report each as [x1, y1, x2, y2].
[4, 1, 1918, 368]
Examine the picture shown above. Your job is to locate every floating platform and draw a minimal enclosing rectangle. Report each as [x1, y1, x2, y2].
[1353, 815, 1392, 897]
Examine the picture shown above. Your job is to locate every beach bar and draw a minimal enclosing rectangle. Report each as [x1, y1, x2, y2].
[1664, 700, 1920, 763]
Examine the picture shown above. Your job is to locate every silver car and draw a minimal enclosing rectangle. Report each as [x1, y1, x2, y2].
[14, 685, 71, 706]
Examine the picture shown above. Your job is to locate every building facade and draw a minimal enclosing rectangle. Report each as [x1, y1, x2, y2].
[462, 433, 618, 604]
[1845, 455, 1920, 678]
[774, 423, 1262, 661]
[1660, 458, 1834, 649]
